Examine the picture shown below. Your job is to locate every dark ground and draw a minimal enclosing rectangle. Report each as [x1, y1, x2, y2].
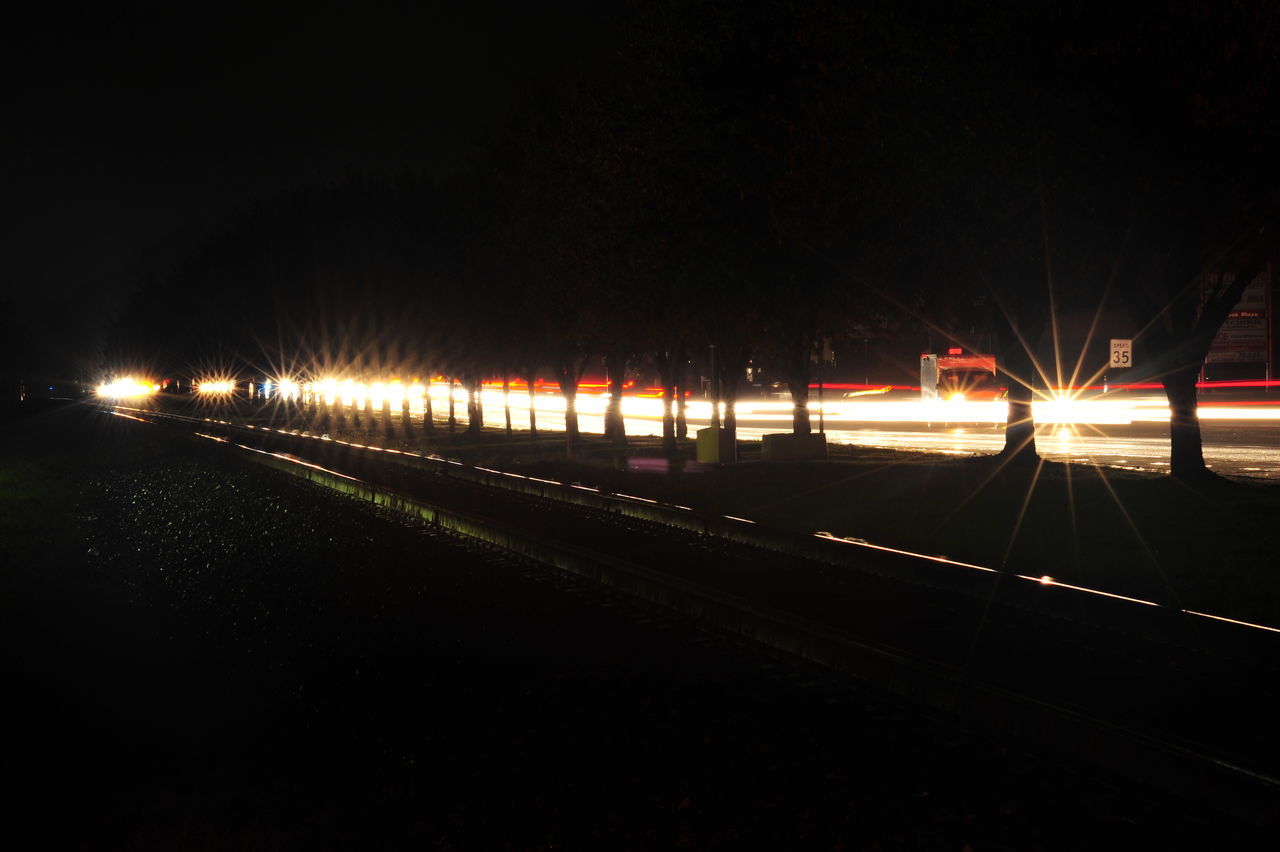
[197, 394, 1280, 626]
[0, 401, 1260, 849]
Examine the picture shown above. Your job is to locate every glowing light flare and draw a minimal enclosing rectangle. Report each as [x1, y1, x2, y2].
[195, 379, 236, 395]
[99, 377, 158, 398]
[315, 378, 338, 405]
[274, 378, 300, 400]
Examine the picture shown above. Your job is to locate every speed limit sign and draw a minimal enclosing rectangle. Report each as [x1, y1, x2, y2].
[1110, 339, 1132, 369]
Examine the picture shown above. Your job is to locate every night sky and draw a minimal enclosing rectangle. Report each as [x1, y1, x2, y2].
[6, 2, 1278, 383]
[3, 2, 611, 373]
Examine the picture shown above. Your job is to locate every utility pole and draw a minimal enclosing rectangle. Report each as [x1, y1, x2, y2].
[818, 376, 824, 434]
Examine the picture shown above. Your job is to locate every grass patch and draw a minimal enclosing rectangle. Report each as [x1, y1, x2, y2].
[616, 454, 1280, 623]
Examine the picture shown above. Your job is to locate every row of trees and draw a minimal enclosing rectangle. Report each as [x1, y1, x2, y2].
[108, 1, 1280, 481]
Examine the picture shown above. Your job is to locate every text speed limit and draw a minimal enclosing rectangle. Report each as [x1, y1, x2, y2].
[1110, 339, 1132, 369]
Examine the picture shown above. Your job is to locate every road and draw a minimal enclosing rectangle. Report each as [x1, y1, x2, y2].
[149, 382, 1280, 479]
[736, 420, 1280, 479]
[464, 389, 1280, 479]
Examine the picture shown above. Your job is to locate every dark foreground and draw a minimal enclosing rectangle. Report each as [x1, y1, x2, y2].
[0, 402, 1260, 848]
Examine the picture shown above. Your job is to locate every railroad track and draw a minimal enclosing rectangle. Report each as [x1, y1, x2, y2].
[104, 402, 1280, 822]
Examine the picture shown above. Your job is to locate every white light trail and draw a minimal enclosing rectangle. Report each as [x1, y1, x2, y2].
[98, 377, 157, 398]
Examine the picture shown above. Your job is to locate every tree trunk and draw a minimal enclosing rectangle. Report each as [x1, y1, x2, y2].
[785, 365, 812, 435]
[318, 395, 331, 434]
[675, 383, 687, 439]
[557, 363, 581, 457]
[423, 384, 435, 433]
[604, 349, 627, 447]
[447, 377, 457, 432]
[465, 377, 483, 435]
[1142, 258, 1266, 482]
[1164, 368, 1210, 481]
[502, 377, 513, 437]
[656, 348, 683, 457]
[660, 354, 679, 456]
[993, 310, 1041, 465]
[662, 386, 677, 455]
[1000, 376, 1037, 464]
[724, 386, 738, 443]
[563, 390, 578, 456]
[525, 370, 538, 436]
[716, 343, 746, 444]
[790, 389, 811, 434]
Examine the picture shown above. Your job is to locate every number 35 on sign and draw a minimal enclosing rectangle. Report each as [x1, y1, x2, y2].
[1110, 339, 1132, 369]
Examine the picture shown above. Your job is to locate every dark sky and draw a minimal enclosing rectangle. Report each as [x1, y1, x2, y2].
[3, 1, 611, 368]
